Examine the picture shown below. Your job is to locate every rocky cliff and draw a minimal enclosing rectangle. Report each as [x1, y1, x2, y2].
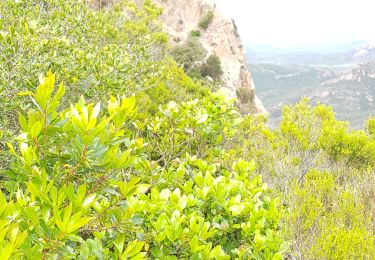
[154, 0, 266, 114]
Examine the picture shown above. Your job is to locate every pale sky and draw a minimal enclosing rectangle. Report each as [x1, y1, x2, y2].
[213, 0, 375, 50]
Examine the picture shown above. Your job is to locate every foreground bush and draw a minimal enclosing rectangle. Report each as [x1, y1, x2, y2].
[0, 1, 208, 130]
[286, 170, 375, 259]
[0, 0, 210, 171]
[0, 74, 284, 259]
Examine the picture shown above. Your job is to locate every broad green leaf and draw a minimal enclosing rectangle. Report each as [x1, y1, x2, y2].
[122, 240, 145, 258]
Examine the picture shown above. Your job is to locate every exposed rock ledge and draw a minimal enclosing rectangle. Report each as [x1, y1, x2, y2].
[154, 0, 267, 114]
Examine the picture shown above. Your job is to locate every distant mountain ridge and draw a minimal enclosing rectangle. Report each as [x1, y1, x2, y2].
[248, 41, 375, 128]
[249, 63, 338, 126]
[247, 41, 375, 65]
[352, 43, 375, 63]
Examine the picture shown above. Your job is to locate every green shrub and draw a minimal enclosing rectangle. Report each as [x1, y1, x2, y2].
[200, 55, 223, 80]
[0, 0, 167, 125]
[286, 170, 375, 259]
[199, 11, 215, 29]
[0, 74, 285, 259]
[224, 99, 375, 258]
[319, 124, 375, 167]
[0, 0, 209, 126]
[365, 116, 375, 138]
[191, 30, 201, 37]
[170, 38, 207, 72]
[236, 87, 255, 103]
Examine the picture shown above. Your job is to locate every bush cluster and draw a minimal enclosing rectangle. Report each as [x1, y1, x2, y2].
[225, 99, 375, 258]
[0, 74, 285, 258]
[236, 88, 255, 104]
[171, 43, 223, 82]
[0, 0, 209, 170]
[170, 38, 207, 72]
[1, 0, 374, 259]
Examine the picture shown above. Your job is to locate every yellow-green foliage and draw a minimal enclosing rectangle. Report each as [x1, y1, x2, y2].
[191, 30, 201, 37]
[287, 170, 375, 259]
[0, 0, 375, 259]
[366, 116, 375, 137]
[0, 74, 285, 258]
[0, 0, 209, 170]
[225, 99, 375, 258]
[320, 125, 375, 167]
[0, 0, 206, 129]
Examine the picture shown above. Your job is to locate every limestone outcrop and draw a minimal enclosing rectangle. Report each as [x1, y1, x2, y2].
[154, 0, 267, 114]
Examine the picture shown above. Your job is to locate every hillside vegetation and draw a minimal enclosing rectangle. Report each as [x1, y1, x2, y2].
[0, 0, 374, 259]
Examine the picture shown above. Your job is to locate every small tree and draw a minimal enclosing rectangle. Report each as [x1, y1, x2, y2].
[191, 30, 201, 37]
[236, 87, 255, 103]
[170, 38, 207, 72]
[200, 55, 223, 80]
[199, 11, 214, 29]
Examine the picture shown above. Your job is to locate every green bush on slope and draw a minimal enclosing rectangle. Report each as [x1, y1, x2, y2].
[287, 170, 375, 259]
[170, 38, 207, 73]
[200, 55, 223, 81]
[0, 0, 209, 123]
[0, 0, 374, 259]
[225, 99, 375, 259]
[0, 74, 285, 259]
[199, 11, 214, 29]
[0, 0, 209, 170]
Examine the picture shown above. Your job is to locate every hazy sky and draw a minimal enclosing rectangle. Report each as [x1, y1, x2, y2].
[213, 0, 375, 50]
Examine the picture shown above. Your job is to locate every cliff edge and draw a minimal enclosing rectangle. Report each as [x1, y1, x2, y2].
[154, 0, 267, 114]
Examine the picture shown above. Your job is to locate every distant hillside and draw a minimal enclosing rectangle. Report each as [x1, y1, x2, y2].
[309, 62, 375, 127]
[248, 41, 375, 128]
[247, 41, 375, 65]
[249, 63, 338, 125]
[352, 43, 375, 63]
[251, 61, 375, 128]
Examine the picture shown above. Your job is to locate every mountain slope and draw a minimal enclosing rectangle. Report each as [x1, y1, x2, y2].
[250, 63, 338, 125]
[309, 62, 375, 127]
[251, 61, 375, 128]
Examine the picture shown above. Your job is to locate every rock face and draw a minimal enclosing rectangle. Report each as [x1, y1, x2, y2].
[154, 0, 266, 114]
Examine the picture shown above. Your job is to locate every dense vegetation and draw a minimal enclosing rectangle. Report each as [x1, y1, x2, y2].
[0, 0, 374, 259]
[0, 74, 284, 258]
[0, 0, 208, 152]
